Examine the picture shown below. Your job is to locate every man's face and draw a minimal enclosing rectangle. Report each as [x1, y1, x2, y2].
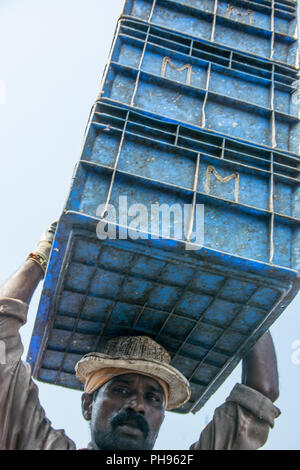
[82, 373, 166, 450]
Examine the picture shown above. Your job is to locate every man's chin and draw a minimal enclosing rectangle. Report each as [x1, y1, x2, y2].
[114, 426, 146, 450]
[94, 430, 150, 451]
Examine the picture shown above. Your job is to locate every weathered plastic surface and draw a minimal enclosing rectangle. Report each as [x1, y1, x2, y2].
[122, 0, 299, 67]
[27, 102, 300, 413]
[76, 102, 300, 270]
[101, 18, 300, 152]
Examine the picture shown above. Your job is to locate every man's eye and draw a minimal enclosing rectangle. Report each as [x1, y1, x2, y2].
[148, 394, 162, 403]
[114, 387, 130, 396]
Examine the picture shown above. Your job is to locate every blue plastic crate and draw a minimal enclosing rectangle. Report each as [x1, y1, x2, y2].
[100, 18, 300, 152]
[27, 102, 300, 413]
[122, 0, 298, 67]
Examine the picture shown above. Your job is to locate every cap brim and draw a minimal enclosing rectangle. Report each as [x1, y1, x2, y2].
[75, 353, 191, 411]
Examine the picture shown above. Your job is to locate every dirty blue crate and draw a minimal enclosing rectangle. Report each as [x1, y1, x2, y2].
[27, 102, 300, 413]
[122, 0, 298, 67]
[100, 18, 300, 152]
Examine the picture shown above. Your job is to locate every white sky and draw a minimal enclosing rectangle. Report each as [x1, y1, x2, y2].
[0, 0, 299, 450]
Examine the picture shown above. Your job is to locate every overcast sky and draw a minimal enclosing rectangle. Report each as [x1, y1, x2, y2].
[0, 0, 299, 450]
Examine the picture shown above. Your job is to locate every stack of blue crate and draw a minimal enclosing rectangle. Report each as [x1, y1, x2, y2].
[28, 0, 300, 413]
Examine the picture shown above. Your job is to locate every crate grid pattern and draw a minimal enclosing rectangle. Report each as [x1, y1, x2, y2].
[123, 0, 298, 65]
[115, 19, 298, 93]
[43, 233, 287, 412]
[101, 18, 299, 152]
[79, 102, 300, 268]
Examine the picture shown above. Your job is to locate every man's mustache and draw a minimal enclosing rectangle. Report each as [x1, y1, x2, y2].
[111, 409, 150, 439]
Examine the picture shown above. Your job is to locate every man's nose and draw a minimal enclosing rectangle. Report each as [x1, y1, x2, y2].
[125, 394, 146, 414]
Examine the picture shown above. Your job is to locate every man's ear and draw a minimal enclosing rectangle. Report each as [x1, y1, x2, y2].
[81, 393, 93, 421]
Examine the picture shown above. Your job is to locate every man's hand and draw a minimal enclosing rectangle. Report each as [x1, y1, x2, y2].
[242, 331, 279, 403]
[34, 221, 58, 262]
[0, 221, 58, 304]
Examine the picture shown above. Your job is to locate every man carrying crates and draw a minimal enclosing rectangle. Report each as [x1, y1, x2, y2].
[0, 224, 280, 450]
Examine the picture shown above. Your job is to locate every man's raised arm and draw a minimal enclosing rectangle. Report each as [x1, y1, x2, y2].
[190, 331, 281, 450]
[0, 222, 57, 366]
[242, 331, 279, 403]
[0, 222, 57, 304]
[0, 222, 75, 450]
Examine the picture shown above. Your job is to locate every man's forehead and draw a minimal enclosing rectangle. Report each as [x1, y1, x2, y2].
[109, 373, 164, 394]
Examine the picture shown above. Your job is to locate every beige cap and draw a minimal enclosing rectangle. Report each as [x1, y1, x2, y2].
[75, 336, 191, 411]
